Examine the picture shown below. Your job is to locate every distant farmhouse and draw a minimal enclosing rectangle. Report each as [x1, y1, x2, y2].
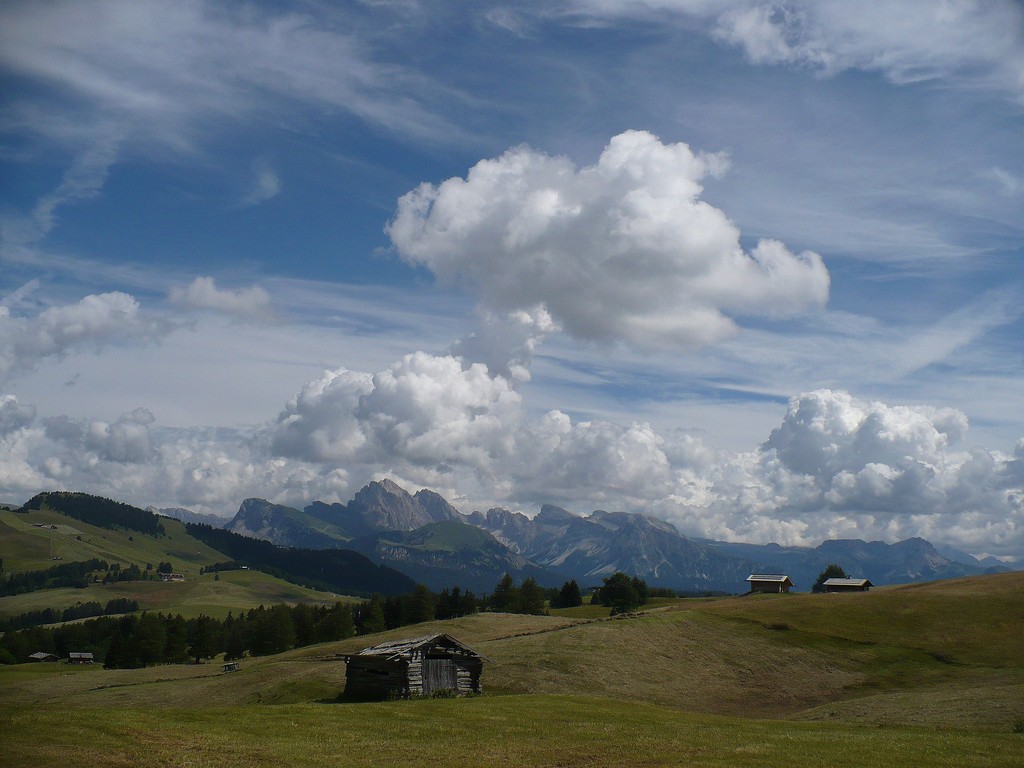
[28, 652, 58, 662]
[68, 652, 94, 664]
[746, 574, 795, 594]
[343, 633, 485, 700]
[823, 577, 873, 593]
[159, 573, 185, 582]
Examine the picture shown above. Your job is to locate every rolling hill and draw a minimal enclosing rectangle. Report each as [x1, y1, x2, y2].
[1, 570, 1021, 766]
[0, 493, 413, 623]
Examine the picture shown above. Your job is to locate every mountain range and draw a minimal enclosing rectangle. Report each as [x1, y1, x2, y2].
[187, 479, 1009, 594]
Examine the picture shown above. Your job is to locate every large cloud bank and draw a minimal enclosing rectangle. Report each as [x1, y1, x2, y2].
[0, 125, 1018, 558]
[388, 130, 829, 350]
[1, 295, 1020, 558]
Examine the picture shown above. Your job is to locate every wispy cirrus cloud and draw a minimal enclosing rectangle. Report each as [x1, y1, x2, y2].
[0, 0, 461, 147]
[562, 0, 1024, 101]
[239, 159, 281, 208]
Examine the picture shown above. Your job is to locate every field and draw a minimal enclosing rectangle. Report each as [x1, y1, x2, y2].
[0, 509, 356, 619]
[0, 508, 227, 575]
[2, 570, 1022, 766]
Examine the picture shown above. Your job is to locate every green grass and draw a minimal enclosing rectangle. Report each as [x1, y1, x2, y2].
[0, 569, 354, 620]
[3, 526, 1023, 767]
[548, 596, 683, 619]
[2, 694, 1021, 768]
[0, 508, 226, 576]
[689, 571, 1024, 667]
[0, 509, 359, 620]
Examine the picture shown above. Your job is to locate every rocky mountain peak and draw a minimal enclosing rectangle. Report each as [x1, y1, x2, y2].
[536, 504, 577, 523]
[413, 489, 462, 522]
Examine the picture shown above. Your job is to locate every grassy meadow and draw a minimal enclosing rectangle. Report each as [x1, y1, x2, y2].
[0, 509, 356, 620]
[2, 570, 1023, 766]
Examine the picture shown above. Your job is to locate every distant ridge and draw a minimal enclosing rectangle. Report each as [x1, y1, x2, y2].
[467, 504, 753, 592]
[185, 479, 1012, 592]
[151, 506, 226, 528]
[699, 535, 1003, 589]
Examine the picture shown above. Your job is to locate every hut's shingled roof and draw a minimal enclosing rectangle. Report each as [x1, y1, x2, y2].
[347, 633, 485, 662]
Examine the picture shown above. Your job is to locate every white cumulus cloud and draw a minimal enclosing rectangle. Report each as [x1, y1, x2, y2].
[169, 277, 274, 321]
[0, 292, 168, 384]
[388, 130, 829, 350]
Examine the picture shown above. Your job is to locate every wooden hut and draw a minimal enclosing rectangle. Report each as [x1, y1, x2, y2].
[823, 577, 873, 593]
[343, 633, 484, 700]
[746, 574, 795, 594]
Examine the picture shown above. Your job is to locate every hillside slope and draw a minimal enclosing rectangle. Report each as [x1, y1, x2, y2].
[3, 571, 1020, 727]
[346, 520, 564, 592]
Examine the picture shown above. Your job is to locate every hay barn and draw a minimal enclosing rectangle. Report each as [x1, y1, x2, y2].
[343, 633, 484, 700]
[823, 577, 873, 592]
[746, 574, 795, 593]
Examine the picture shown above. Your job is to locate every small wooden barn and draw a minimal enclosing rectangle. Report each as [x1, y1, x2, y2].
[67, 652, 94, 664]
[823, 577, 873, 593]
[746, 574, 795, 594]
[343, 633, 484, 700]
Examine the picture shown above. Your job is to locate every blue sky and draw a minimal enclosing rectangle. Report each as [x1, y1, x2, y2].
[1, 1, 1022, 559]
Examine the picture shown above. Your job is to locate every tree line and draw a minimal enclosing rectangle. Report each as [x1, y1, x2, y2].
[0, 559, 191, 597]
[0, 581, 487, 666]
[0, 598, 138, 632]
[0, 559, 109, 596]
[19, 492, 165, 536]
[0, 570, 683, 666]
[184, 523, 416, 597]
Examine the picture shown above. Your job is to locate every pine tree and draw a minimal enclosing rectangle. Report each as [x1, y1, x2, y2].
[291, 603, 316, 647]
[490, 573, 519, 612]
[601, 572, 642, 614]
[813, 563, 847, 592]
[359, 595, 386, 635]
[188, 614, 221, 663]
[134, 613, 167, 666]
[337, 603, 355, 640]
[408, 584, 437, 624]
[163, 614, 190, 663]
[555, 579, 583, 608]
[519, 577, 547, 615]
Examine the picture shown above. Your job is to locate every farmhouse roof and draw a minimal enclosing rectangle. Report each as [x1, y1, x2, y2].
[346, 633, 486, 662]
[68, 652, 94, 660]
[746, 574, 793, 583]
[823, 578, 874, 587]
[29, 652, 58, 661]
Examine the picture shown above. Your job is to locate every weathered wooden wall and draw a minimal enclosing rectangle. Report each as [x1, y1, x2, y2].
[344, 635, 484, 699]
